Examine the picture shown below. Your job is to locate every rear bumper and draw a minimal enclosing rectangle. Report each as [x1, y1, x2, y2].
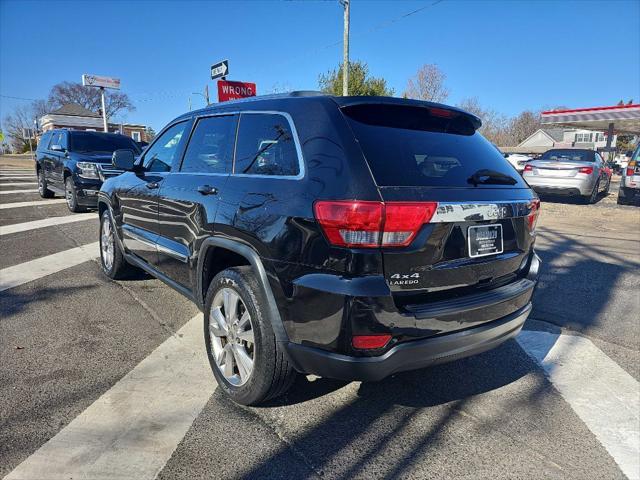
[525, 176, 594, 196]
[285, 303, 531, 381]
[283, 253, 540, 381]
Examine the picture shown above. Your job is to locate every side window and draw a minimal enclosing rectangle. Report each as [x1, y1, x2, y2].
[48, 132, 62, 150]
[143, 122, 188, 173]
[234, 113, 300, 177]
[59, 131, 68, 150]
[180, 115, 236, 174]
[38, 132, 51, 151]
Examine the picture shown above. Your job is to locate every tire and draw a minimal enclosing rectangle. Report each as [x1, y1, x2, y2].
[604, 177, 611, 194]
[38, 169, 54, 198]
[204, 266, 297, 406]
[65, 177, 87, 213]
[99, 210, 136, 279]
[584, 179, 600, 204]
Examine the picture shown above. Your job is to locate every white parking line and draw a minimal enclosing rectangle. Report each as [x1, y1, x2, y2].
[0, 182, 37, 187]
[4, 314, 215, 480]
[0, 213, 95, 236]
[0, 189, 38, 195]
[0, 199, 67, 209]
[518, 331, 640, 480]
[0, 242, 99, 292]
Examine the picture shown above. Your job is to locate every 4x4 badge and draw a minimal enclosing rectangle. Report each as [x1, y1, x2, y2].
[389, 273, 421, 286]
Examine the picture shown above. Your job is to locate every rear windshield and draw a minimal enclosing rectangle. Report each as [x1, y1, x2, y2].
[342, 104, 525, 188]
[69, 132, 141, 154]
[540, 149, 595, 162]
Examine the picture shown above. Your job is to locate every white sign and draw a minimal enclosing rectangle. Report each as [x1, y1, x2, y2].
[82, 74, 121, 90]
[210, 60, 229, 80]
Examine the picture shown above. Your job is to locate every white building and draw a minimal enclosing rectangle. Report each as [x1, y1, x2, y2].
[518, 127, 617, 151]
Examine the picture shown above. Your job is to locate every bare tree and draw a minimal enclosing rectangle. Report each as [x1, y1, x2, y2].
[457, 97, 511, 145]
[47, 81, 135, 119]
[404, 64, 449, 103]
[509, 110, 541, 145]
[2, 103, 38, 153]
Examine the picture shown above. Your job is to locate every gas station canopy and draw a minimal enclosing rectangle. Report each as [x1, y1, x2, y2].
[541, 104, 640, 134]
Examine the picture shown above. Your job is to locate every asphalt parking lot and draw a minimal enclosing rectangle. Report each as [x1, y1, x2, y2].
[1, 155, 638, 480]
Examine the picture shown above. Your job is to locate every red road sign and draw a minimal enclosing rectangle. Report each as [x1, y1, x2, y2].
[217, 80, 257, 102]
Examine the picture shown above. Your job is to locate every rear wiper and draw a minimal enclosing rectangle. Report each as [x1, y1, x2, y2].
[467, 169, 517, 186]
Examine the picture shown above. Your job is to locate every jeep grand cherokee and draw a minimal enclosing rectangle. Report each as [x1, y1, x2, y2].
[97, 93, 541, 405]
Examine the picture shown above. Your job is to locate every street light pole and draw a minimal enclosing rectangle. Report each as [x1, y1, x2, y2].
[100, 87, 108, 132]
[341, 0, 350, 96]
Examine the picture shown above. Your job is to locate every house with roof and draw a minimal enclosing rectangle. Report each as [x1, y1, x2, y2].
[39, 103, 149, 143]
[516, 127, 617, 153]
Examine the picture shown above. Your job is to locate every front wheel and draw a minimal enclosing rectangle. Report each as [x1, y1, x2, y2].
[604, 177, 611, 194]
[99, 210, 137, 279]
[65, 177, 87, 213]
[204, 266, 297, 406]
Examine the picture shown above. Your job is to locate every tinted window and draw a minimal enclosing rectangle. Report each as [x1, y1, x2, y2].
[38, 132, 52, 151]
[343, 104, 523, 188]
[48, 132, 63, 149]
[143, 122, 188, 173]
[69, 132, 140, 154]
[540, 149, 595, 162]
[181, 115, 236, 174]
[234, 113, 300, 176]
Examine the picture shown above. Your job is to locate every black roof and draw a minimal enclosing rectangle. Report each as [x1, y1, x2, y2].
[181, 91, 482, 129]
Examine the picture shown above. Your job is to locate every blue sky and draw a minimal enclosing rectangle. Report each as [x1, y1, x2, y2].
[1, 0, 639, 131]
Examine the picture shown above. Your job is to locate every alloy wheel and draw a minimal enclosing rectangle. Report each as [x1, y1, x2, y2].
[38, 173, 44, 195]
[101, 216, 115, 271]
[209, 287, 255, 386]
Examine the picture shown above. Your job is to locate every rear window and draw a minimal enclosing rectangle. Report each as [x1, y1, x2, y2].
[540, 149, 595, 162]
[69, 132, 141, 154]
[342, 104, 524, 188]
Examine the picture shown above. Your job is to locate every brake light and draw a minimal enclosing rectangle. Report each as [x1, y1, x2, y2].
[352, 334, 391, 350]
[523, 164, 533, 172]
[578, 166, 594, 174]
[429, 107, 456, 118]
[527, 199, 540, 233]
[314, 200, 438, 248]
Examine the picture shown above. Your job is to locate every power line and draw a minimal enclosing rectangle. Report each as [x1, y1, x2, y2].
[0, 95, 39, 102]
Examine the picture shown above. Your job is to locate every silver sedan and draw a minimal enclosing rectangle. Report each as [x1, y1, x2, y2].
[523, 149, 612, 204]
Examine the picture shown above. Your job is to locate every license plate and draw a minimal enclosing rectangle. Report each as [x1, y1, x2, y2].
[468, 224, 503, 258]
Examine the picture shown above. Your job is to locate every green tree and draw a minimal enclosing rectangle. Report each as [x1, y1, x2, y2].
[318, 61, 394, 96]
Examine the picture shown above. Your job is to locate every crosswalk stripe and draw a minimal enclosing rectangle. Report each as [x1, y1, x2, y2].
[0, 189, 38, 195]
[0, 242, 100, 292]
[0, 213, 95, 236]
[0, 199, 67, 209]
[0, 175, 36, 179]
[0, 182, 37, 187]
[4, 314, 215, 480]
[518, 331, 640, 480]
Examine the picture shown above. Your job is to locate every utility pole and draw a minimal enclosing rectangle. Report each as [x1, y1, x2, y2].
[205, 85, 210, 105]
[340, 0, 350, 96]
[100, 87, 108, 132]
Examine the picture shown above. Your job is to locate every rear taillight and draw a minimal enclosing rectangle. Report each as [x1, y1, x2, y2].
[627, 168, 635, 176]
[578, 166, 594, 174]
[314, 200, 438, 248]
[523, 164, 533, 172]
[352, 334, 391, 350]
[527, 199, 540, 233]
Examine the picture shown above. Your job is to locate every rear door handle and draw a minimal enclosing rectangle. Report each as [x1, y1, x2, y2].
[146, 181, 160, 189]
[197, 184, 218, 195]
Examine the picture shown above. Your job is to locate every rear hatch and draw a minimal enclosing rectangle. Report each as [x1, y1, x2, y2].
[339, 102, 538, 321]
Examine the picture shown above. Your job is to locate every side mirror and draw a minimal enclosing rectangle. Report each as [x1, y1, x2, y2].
[112, 149, 136, 171]
[50, 144, 64, 152]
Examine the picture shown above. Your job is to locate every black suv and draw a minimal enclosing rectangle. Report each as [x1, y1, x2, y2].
[98, 93, 541, 405]
[35, 129, 141, 212]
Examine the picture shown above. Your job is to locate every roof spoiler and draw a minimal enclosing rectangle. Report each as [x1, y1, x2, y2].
[333, 96, 482, 130]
